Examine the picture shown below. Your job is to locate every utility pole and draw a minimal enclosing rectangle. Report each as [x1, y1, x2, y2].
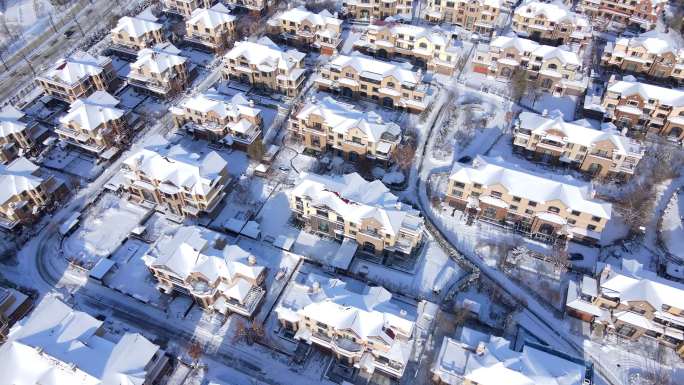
[47, 14, 58, 34]
[74, 18, 85, 37]
[19, 52, 36, 76]
[0, 52, 8, 72]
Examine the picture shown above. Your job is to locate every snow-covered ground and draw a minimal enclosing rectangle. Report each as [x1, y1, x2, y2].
[661, 188, 684, 263]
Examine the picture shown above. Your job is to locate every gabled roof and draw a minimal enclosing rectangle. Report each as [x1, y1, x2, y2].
[131, 42, 186, 74]
[0, 105, 28, 139]
[0, 296, 161, 385]
[111, 14, 162, 38]
[600, 266, 684, 311]
[59, 91, 124, 132]
[178, 92, 260, 119]
[449, 156, 612, 219]
[291, 172, 422, 235]
[607, 79, 684, 107]
[41, 51, 110, 85]
[123, 136, 227, 195]
[0, 157, 43, 206]
[225, 37, 305, 72]
[328, 53, 421, 84]
[514, 1, 587, 26]
[269, 6, 341, 28]
[490, 35, 580, 66]
[518, 111, 642, 156]
[296, 96, 400, 142]
[615, 31, 678, 55]
[187, 3, 235, 28]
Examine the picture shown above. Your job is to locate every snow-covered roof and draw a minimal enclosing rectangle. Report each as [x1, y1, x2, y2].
[0, 105, 29, 139]
[225, 37, 305, 72]
[490, 35, 580, 66]
[177, 92, 260, 120]
[367, 23, 451, 47]
[0, 296, 161, 385]
[275, 272, 415, 359]
[291, 172, 422, 236]
[607, 80, 684, 107]
[450, 156, 612, 219]
[614, 31, 679, 55]
[59, 91, 124, 132]
[41, 51, 110, 86]
[432, 327, 587, 385]
[600, 266, 684, 311]
[111, 15, 162, 38]
[131, 42, 186, 74]
[296, 96, 400, 143]
[144, 226, 264, 302]
[327, 53, 421, 85]
[123, 136, 227, 196]
[518, 111, 642, 156]
[270, 6, 341, 28]
[514, 1, 586, 25]
[187, 3, 235, 28]
[0, 157, 43, 206]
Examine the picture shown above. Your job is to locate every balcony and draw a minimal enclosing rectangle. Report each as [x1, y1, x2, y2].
[333, 337, 363, 355]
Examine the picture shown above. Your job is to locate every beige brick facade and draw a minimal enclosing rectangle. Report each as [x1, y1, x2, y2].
[343, 0, 413, 20]
[162, 0, 213, 18]
[512, 2, 591, 50]
[110, 15, 164, 53]
[424, 0, 502, 36]
[185, 3, 236, 53]
[127, 43, 189, 97]
[36, 51, 115, 103]
[578, 0, 665, 31]
[0, 106, 43, 164]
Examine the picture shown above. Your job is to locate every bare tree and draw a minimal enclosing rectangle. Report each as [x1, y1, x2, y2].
[187, 342, 203, 363]
[305, 0, 336, 13]
[394, 141, 416, 171]
[510, 68, 528, 102]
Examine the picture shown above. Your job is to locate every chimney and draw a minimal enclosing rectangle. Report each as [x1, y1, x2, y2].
[247, 254, 257, 266]
[475, 341, 487, 355]
[311, 280, 321, 293]
[542, 109, 548, 117]
[376, 116, 382, 124]
[248, 99, 254, 107]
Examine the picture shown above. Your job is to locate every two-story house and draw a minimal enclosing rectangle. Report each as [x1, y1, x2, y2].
[223, 37, 307, 97]
[424, 0, 503, 37]
[122, 138, 230, 218]
[0, 157, 64, 231]
[288, 96, 401, 163]
[110, 9, 164, 55]
[185, 3, 236, 53]
[224, 0, 270, 14]
[578, 0, 665, 32]
[601, 31, 684, 84]
[56, 91, 127, 157]
[171, 92, 262, 152]
[512, 1, 591, 50]
[162, 0, 213, 18]
[290, 172, 424, 257]
[143, 226, 266, 317]
[127, 42, 189, 97]
[0, 105, 46, 164]
[275, 272, 419, 378]
[446, 156, 612, 245]
[354, 23, 461, 75]
[514, 111, 644, 179]
[342, 0, 414, 21]
[268, 7, 343, 55]
[472, 34, 587, 95]
[36, 51, 115, 103]
[600, 76, 684, 140]
[315, 52, 427, 112]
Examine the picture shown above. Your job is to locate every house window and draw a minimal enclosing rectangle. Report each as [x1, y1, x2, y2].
[512, 196, 521, 202]
[591, 216, 601, 222]
[548, 206, 560, 214]
[490, 191, 502, 198]
[529, 201, 537, 207]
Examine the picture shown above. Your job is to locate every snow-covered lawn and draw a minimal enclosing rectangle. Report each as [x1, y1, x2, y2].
[104, 238, 166, 307]
[62, 193, 151, 267]
[661, 188, 684, 262]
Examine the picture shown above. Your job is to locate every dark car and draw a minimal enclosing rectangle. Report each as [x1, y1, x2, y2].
[457, 156, 472, 164]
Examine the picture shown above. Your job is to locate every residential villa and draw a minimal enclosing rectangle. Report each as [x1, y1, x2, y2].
[472, 34, 587, 96]
[143, 226, 266, 317]
[446, 156, 612, 245]
[128, 42, 189, 97]
[224, 0, 270, 13]
[353, 23, 461, 75]
[223, 37, 307, 97]
[315, 53, 427, 112]
[275, 271, 419, 378]
[267, 7, 343, 55]
[56, 91, 128, 158]
[36, 51, 115, 103]
[0, 286, 31, 341]
[171, 91, 263, 152]
[110, 10, 164, 55]
[600, 76, 684, 140]
[578, 0, 665, 32]
[600, 32, 684, 84]
[566, 263, 684, 357]
[431, 326, 592, 385]
[0, 157, 65, 231]
[290, 172, 424, 257]
[162, 0, 213, 18]
[512, 1, 591, 50]
[0, 296, 171, 384]
[513, 111, 644, 178]
[185, 3, 236, 53]
[342, 0, 413, 21]
[121, 138, 230, 218]
[423, 0, 503, 37]
[288, 96, 401, 163]
[0, 105, 46, 164]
